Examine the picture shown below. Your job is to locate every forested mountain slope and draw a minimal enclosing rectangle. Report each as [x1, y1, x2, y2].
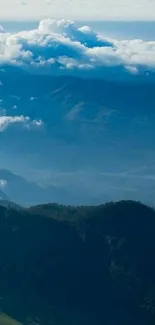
[0, 200, 155, 325]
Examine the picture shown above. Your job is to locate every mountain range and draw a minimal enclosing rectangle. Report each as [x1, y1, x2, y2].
[0, 188, 9, 200]
[0, 200, 155, 325]
[0, 169, 98, 206]
[0, 67, 155, 205]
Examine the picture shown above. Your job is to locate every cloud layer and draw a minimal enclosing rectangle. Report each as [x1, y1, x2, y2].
[0, 0, 155, 20]
[0, 19, 155, 78]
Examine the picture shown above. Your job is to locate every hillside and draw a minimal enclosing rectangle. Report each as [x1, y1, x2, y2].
[0, 201, 155, 324]
[0, 313, 22, 325]
[0, 199, 22, 210]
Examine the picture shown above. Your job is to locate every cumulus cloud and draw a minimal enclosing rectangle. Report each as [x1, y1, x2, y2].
[0, 19, 154, 77]
[0, 115, 43, 131]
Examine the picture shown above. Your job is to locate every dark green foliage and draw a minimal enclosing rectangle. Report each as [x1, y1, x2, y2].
[0, 200, 155, 324]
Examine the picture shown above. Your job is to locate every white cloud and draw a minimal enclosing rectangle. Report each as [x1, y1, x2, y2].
[32, 119, 44, 127]
[0, 115, 44, 131]
[29, 96, 37, 101]
[0, 19, 154, 77]
[0, 179, 7, 189]
[0, 115, 30, 131]
[125, 66, 138, 74]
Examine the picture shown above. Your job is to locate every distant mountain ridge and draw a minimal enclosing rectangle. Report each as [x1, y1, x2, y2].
[0, 188, 9, 201]
[0, 199, 22, 210]
[1, 68, 155, 206]
[0, 169, 89, 206]
[1, 69, 155, 123]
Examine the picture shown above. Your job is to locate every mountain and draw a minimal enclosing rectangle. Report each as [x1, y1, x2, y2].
[1, 68, 155, 205]
[0, 188, 9, 201]
[0, 169, 54, 206]
[0, 181, 22, 209]
[0, 169, 95, 206]
[0, 199, 22, 210]
[1, 69, 155, 124]
[0, 200, 155, 324]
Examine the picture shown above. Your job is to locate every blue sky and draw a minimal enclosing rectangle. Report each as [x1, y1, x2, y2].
[1, 20, 155, 41]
